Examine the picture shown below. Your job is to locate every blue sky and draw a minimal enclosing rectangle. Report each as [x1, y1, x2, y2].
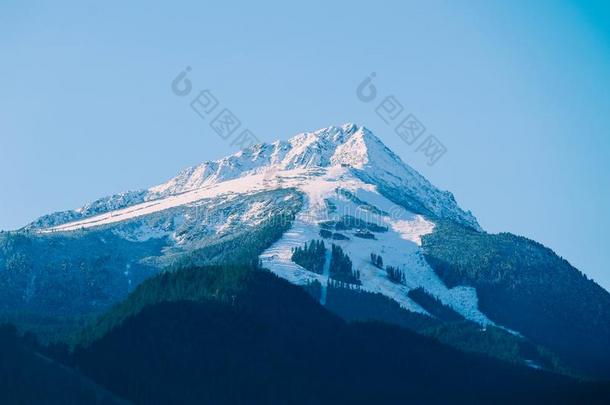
[1, 0, 609, 289]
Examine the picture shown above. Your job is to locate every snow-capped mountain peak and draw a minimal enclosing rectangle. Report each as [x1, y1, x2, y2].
[149, 123, 371, 195]
[28, 124, 479, 231]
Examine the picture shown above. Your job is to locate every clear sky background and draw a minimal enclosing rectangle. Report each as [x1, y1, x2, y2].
[1, 0, 609, 289]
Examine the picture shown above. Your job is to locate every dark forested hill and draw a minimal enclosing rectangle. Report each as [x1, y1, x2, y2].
[422, 220, 610, 378]
[72, 266, 610, 405]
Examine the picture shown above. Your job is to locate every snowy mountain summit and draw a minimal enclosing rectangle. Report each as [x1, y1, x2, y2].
[31, 123, 478, 231]
[22, 123, 491, 324]
[150, 123, 479, 229]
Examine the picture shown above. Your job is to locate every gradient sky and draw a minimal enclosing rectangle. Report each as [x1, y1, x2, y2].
[1, 0, 609, 290]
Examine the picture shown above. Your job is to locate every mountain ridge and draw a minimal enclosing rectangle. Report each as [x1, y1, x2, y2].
[26, 123, 479, 231]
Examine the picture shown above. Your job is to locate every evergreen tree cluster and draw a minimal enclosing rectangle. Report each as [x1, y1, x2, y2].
[180, 210, 300, 270]
[291, 240, 327, 274]
[370, 253, 383, 268]
[330, 244, 360, 285]
[386, 265, 405, 284]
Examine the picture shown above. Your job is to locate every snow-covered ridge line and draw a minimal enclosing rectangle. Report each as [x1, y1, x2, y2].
[39, 171, 293, 233]
[29, 123, 479, 231]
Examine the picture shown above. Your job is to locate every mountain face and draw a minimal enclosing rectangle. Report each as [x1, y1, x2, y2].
[12, 124, 485, 322]
[2, 123, 610, 379]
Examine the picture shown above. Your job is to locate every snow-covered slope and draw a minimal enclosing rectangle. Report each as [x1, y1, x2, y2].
[24, 123, 491, 325]
[257, 166, 492, 324]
